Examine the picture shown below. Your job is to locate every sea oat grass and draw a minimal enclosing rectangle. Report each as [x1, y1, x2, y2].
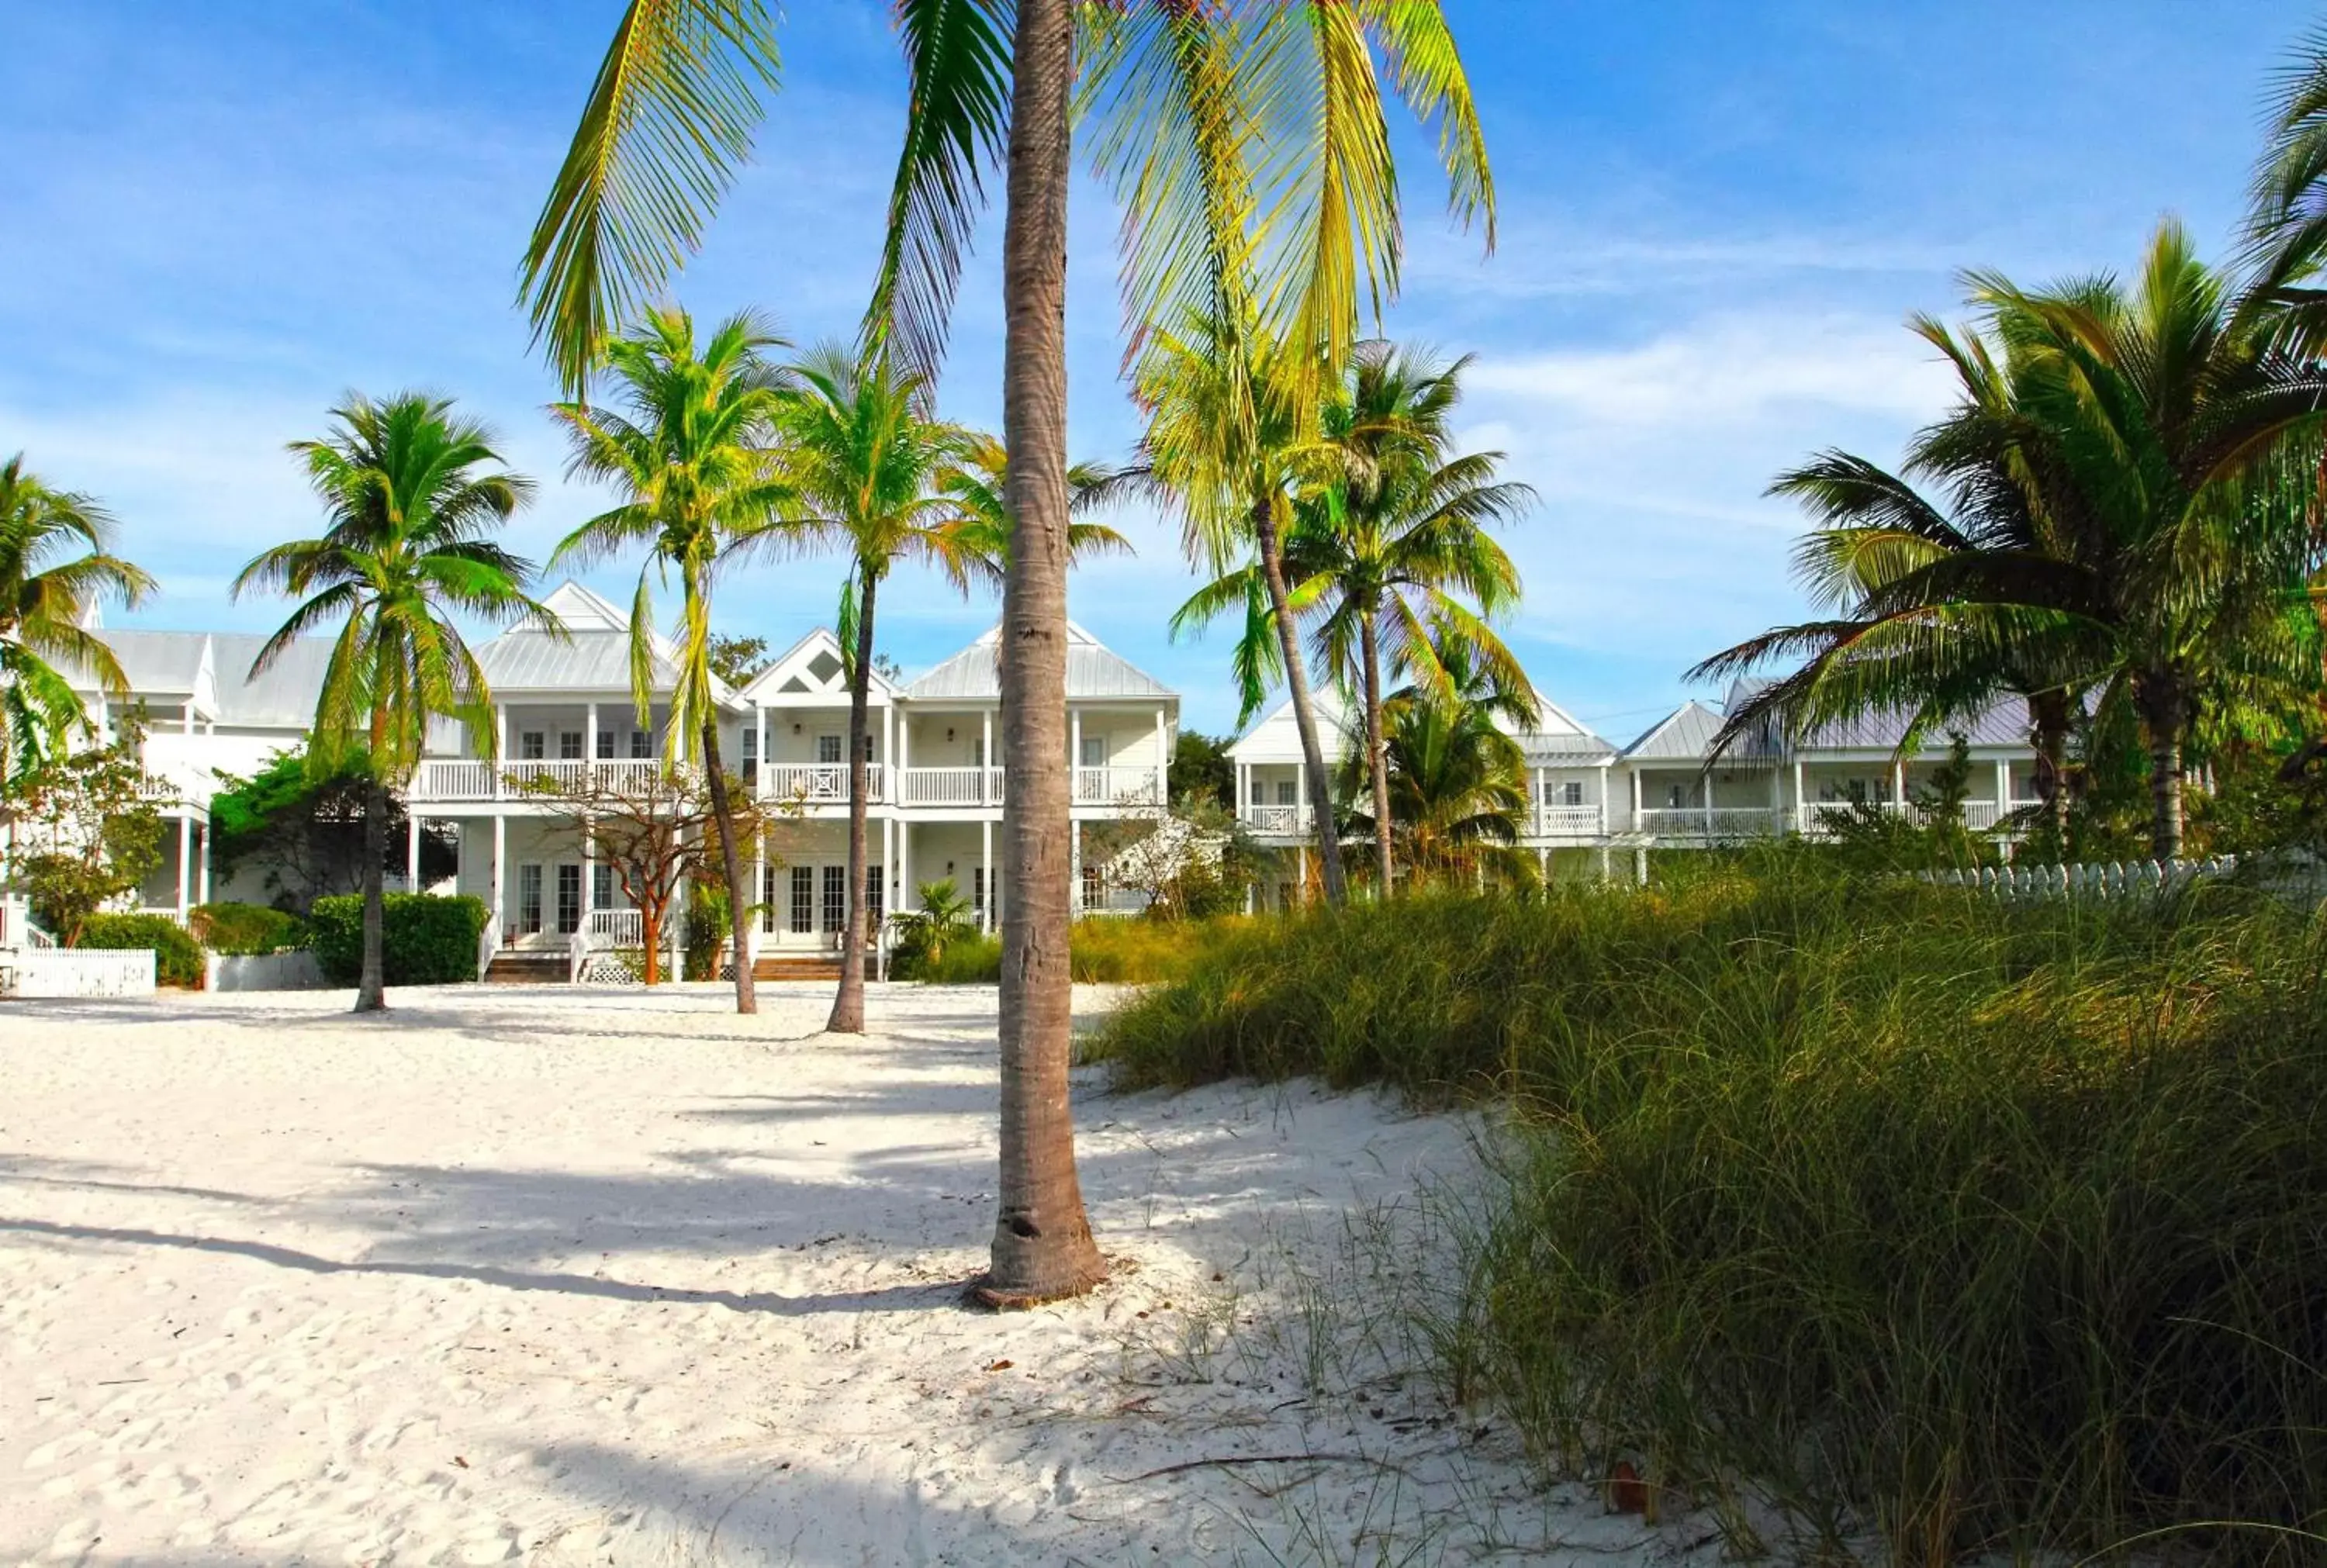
[1089, 855, 2327, 1563]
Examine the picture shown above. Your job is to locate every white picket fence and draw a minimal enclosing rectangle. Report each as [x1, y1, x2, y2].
[1925, 856, 2239, 900]
[2, 948, 157, 999]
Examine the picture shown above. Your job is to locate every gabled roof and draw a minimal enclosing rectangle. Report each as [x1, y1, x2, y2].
[739, 627, 898, 705]
[66, 629, 209, 699]
[476, 581, 739, 705]
[1796, 700, 2031, 752]
[1622, 699, 1729, 762]
[203, 634, 338, 728]
[1226, 690, 1355, 763]
[1515, 694, 1617, 765]
[903, 621, 1176, 703]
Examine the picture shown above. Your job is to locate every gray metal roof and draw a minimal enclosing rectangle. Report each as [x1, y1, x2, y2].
[1623, 700, 1728, 761]
[474, 582, 737, 703]
[1521, 730, 1617, 763]
[904, 623, 1175, 702]
[69, 629, 209, 696]
[206, 634, 338, 727]
[1796, 699, 2030, 751]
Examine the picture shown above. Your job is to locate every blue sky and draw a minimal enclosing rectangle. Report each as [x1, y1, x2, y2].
[0, 2, 2305, 741]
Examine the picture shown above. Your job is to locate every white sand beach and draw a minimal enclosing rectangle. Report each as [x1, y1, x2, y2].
[0, 983, 1706, 1566]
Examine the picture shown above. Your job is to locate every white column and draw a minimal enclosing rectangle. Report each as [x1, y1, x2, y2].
[406, 815, 420, 890]
[1597, 765, 1609, 834]
[1793, 759, 1807, 833]
[582, 813, 596, 933]
[1154, 708, 1168, 802]
[879, 704, 892, 802]
[762, 707, 774, 800]
[980, 817, 993, 931]
[586, 700, 598, 767]
[182, 702, 195, 736]
[1629, 767, 1643, 831]
[1703, 770, 1714, 838]
[490, 815, 507, 941]
[752, 827, 766, 959]
[1994, 758, 2011, 817]
[494, 704, 509, 797]
[1893, 760, 1907, 813]
[176, 815, 192, 918]
[1296, 843, 1309, 906]
[198, 824, 212, 905]
[1070, 820, 1083, 914]
[1070, 708, 1083, 805]
[898, 712, 912, 803]
[899, 818, 914, 925]
[981, 708, 994, 803]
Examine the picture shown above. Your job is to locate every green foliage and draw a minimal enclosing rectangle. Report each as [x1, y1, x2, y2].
[5, 733, 167, 944]
[1170, 730, 1236, 813]
[309, 893, 488, 986]
[78, 912, 204, 987]
[683, 881, 730, 981]
[188, 902, 310, 955]
[909, 916, 1229, 986]
[707, 633, 769, 688]
[207, 748, 453, 908]
[1091, 858, 2327, 1563]
[889, 878, 980, 979]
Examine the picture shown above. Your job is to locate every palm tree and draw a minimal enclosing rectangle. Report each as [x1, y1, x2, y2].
[774, 344, 984, 1034]
[1343, 686, 1533, 890]
[234, 394, 547, 1013]
[522, 0, 1497, 1305]
[0, 456, 154, 788]
[1286, 344, 1532, 893]
[1142, 314, 1354, 903]
[928, 434, 1136, 593]
[548, 305, 792, 1017]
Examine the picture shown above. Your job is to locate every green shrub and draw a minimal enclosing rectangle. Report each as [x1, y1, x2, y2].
[189, 901, 309, 955]
[76, 912, 205, 986]
[1091, 855, 2327, 1563]
[309, 893, 489, 986]
[902, 916, 1231, 986]
[683, 882, 730, 981]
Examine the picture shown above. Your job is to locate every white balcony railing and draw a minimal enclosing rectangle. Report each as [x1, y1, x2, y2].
[1074, 766, 1166, 806]
[1532, 804, 1604, 838]
[901, 765, 997, 806]
[410, 757, 687, 803]
[1637, 807, 1788, 838]
[760, 763, 887, 806]
[586, 907, 643, 945]
[1242, 803, 1313, 836]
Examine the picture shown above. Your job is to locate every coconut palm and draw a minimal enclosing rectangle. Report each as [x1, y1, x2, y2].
[1343, 686, 1532, 890]
[1143, 313, 1354, 903]
[2249, 23, 2327, 354]
[234, 394, 548, 1013]
[774, 344, 984, 1034]
[548, 305, 792, 1017]
[522, 0, 1496, 1305]
[928, 434, 1136, 594]
[1287, 344, 1532, 893]
[0, 456, 154, 788]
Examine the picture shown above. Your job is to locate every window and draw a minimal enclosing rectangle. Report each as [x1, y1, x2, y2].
[742, 726, 759, 784]
[517, 864, 543, 934]
[630, 729, 652, 759]
[790, 866, 814, 934]
[816, 734, 843, 765]
[592, 864, 614, 912]
[866, 864, 884, 927]
[973, 866, 986, 920]
[762, 864, 778, 933]
[821, 864, 846, 932]
[520, 731, 545, 761]
[1558, 780, 1585, 808]
[1080, 734, 1107, 768]
[596, 730, 615, 759]
[1250, 775, 1266, 805]
[558, 731, 583, 761]
[1081, 862, 1103, 910]
[1664, 783, 1688, 810]
[1276, 779, 1298, 806]
[555, 864, 582, 934]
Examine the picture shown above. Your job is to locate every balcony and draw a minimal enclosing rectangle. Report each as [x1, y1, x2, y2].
[1240, 803, 1314, 836]
[410, 757, 680, 803]
[1637, 806, 1789, 839]
[759, 763, 889, 806]
[901, 765, 1006, 806]
[1073, 765, 1166, 807]
[1532, 804, 1605, 838]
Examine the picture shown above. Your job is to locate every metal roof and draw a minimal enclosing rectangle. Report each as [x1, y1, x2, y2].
[67, 630, 209, 697]
[205, 634, 339, 727]
[904, 622, 1176, 702]
[1522, 730, 1618, 763]
[476, 582, 739, 704]
[1623, 700, 1729, 761]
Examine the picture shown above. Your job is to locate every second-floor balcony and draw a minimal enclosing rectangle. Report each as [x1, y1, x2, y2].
[408, 756, 1167, 811]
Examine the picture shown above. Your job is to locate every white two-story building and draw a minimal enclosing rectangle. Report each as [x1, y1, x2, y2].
[1228, 676, 2054, 899]
[47, 582, 1179, 978]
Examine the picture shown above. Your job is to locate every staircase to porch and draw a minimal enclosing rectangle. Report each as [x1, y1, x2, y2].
[484, 952, 569, 985]
[752, 954, 843, 983]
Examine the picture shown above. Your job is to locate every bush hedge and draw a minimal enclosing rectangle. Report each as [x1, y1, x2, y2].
[904, 916, 1228, 985]
[1088, 857, 2327, 1564]
[309, 893, 489, 986]
[76, 912, 205, 987]
[189, 901, 309, 955]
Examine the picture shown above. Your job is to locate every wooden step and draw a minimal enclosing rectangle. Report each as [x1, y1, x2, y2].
[484, 954, 568, 984]
[753, 956, 842, 982]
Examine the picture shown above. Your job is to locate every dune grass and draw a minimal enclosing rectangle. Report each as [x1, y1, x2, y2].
[1085, 857, 2327, 1564]
[908, 914, 1230, 985]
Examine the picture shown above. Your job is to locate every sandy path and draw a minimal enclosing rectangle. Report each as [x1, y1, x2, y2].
[0, 983, 1696, 1566]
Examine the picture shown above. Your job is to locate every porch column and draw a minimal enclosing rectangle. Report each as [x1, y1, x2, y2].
[1069, 709, 1082, 805]
[1993, 759, 2011, 822]
[1793, 759, 1806, 834]
[762, 707, 773, 801]
[406, 815, 420, 891]
[1703, 772, 1714, 838]
[898, 713, 912, 804]
[1892, 760, 1907, 813]
[1296, 842, 1309, 906]
[1768, 765, 1781, 831]
[494, 704, 508, 798]
[752, 828, 766, 960]
[1531, 766, 1544, 837]
[879, 706, 892, 802]
[979, 818, 993, 932]
[1154, 708, 1168, 803]
[490, 814, 506, 942]
[1070, 820, 1083, 914]
[582, 813, 596, 933]
[585, 701, 597, 771]
[899, 818, 914, 926]
[198, 824, 212, 905]
[1629, 768, 1642, 831]
[1598, 765, 1610, 834]
[176, 815, 192, 919]
[981, 709, 993, 804]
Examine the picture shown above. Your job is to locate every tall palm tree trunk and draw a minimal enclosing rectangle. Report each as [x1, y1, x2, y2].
[357, 772, 388, 1013]
[2029, 689, 2072, 846]
[828, 568, 877, 1034]
[1359, 608, 1392, 896]
[2137, 672, 2186, 860]
[700, 720, 758, 1014]
[1254, 499, 1348, 906]
[979, 0, 1105, 1308]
